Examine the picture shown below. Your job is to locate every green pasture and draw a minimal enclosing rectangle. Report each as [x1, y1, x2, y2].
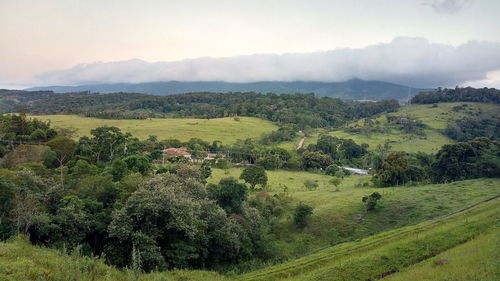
[30, 115, 278, 144]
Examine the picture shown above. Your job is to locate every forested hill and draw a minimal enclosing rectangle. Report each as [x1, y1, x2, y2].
[411, 87, 500, 104]
[26, 79, 427, 101]
[0, 90, 399, 128]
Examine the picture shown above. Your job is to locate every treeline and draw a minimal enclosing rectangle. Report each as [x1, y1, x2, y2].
[372, 137, 500, 186]
[444, 118, 500, 142]
[411, 87, 500, 104]
[1, 90, 400, 128]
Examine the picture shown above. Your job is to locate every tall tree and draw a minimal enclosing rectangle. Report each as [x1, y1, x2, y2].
[47, 136, 76, 185]
[240, 165, 268, 189]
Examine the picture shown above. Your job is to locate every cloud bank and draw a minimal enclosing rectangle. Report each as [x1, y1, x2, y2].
[423, 0, 470, 14]
[36, 37, 500, 88]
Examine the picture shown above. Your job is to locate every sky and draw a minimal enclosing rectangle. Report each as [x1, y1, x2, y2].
[1, 0, 500, 88]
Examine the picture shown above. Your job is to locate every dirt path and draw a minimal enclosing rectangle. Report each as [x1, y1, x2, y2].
[297, 137, 306, 150]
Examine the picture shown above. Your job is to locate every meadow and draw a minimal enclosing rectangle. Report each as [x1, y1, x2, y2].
[30, 115, 278, 144]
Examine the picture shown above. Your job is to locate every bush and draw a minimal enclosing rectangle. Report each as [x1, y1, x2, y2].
[325, 165, 339, 176]
[362, 192, 382, 211]
[30, 129, 47, 141]
[293, 204, 313, 228]
[303, 179, 319, 190]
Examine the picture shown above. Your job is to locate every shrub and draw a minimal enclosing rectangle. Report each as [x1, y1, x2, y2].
[362, 192, 382, 211]
[325, 165, 339, 176]
[293, 204, 313, 228]
[303, 179, 319, 190]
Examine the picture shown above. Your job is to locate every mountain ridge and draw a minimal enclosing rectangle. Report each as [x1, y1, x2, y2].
[26, 79, 429, 101]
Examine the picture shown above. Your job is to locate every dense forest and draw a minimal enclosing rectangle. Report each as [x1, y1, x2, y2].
[411, 87, 500, 104]
[0, 90, 400, 128]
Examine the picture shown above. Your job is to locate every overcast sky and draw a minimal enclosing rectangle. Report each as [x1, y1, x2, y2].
[1, 0, 500, 88]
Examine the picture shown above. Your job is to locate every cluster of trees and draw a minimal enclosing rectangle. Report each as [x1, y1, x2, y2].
[0, 113, 56, 143]
[301, 135, 369, 170]
[0, 117, 296, 272]
[372, 138, 500, 186]
[444, 118, 500, 142]
[260, 124, 298, 145]
[411, 87, 500, 104]
[1, 90, 400, 129]
[386, 116, 426, 136]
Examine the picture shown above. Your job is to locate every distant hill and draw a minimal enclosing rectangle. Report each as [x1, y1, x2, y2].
[26, 79, 428, 101]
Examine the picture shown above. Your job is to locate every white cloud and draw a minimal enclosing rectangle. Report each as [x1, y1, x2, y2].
[423, 0, 470, 14]
[36, 37, 500, 88]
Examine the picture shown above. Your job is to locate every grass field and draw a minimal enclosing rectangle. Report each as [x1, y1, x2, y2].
[30, 115, 278, 144]
[209, 168, 500, 258]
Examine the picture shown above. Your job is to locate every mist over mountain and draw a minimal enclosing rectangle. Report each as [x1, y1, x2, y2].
[31, 37, 500, 89]
[26, 79, 427, 101]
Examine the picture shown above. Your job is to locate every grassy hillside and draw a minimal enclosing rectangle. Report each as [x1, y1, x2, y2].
[239, 198, 499, 281]
[383, 231, 498, 281]
[285, 102, 500, 153]
[2, 197, 497, 281]
[30, 115, 277, 144]
[0, 237, 229, 281]
[209, 168, 500, 258]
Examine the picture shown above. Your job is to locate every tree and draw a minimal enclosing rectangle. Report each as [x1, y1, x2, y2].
[110, 159, 129, 181]
[90, 126, 130, 162]
[293, 204, 313, 228]
[207, 177, 247, 214]
[30, 129, 47, 141]
[200, 160, 212, 180]
[10, 193, 45, 235]
[240, 165, 268, 189]
[0, 180, 15, 239]
[123, 155, 150, 175]
[47, 136, 76, 185]
[362, 192, 382, 211]
[106, 173, 241, 271]
[301, 151, 333, 170]
[372, 152, 408, 186]
[329, 177, 342, 191]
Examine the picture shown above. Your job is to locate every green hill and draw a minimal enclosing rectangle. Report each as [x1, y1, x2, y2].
[209, 168, 500, 259]
[291, 102, 500, 153]
[239, 197, 499, 281]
